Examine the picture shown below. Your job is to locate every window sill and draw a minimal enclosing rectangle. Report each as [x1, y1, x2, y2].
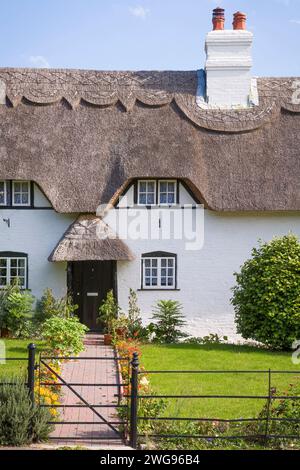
[138, 288, 180, 292]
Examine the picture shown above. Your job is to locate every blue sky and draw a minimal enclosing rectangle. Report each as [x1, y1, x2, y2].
[1, 0, 299, 76]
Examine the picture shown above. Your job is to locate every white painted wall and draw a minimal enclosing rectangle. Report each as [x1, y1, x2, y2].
[0, 208, 75, 300]
[112, 195, 300, 341]
[33, 184, 52, 208]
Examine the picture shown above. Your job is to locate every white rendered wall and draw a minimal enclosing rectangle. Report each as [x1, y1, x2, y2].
[112, 199, 300, 341]
[0, 208, 75, 300]
[33, 184, 52, 207]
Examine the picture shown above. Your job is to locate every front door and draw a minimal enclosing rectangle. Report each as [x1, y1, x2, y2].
[69, 261, 116, 330]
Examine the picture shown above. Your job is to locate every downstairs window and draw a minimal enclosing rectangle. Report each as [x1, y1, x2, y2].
[0, 253, 28, 289]
[141, 252, 177, 289]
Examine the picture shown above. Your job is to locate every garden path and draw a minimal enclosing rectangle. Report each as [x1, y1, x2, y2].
[48, 333, 128, 449]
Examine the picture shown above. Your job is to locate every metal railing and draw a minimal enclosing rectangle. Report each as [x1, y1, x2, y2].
[127, 353, 300, 448]
[1, 347, 300, 449]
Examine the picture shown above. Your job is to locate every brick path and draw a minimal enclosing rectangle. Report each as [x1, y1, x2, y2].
[48, 334, 127, 448]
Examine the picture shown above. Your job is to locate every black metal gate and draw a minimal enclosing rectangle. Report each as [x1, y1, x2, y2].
[38, 352, 130, 444]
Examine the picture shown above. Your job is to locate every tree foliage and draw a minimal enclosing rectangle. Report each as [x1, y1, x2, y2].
[231, 234, 300, 350]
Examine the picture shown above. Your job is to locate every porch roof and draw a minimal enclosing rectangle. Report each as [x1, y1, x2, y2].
[49, 215, 134, 262]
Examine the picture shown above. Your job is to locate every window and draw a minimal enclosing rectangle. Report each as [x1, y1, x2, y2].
[137, 179, 178, 206]
[0, 181, 6, 205]
[12, 181, 30, 206]
[158, 180, 176, 205]
[141, 252, 177, 289]
[138, 180, 156, 205]
[0, 253, 27, 289]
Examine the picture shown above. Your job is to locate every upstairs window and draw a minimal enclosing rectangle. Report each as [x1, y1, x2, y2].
[158, 180, 176, 205]
[0, 181, 6, 205]
[138, 180, 156, 205]
[12, 181, 31, 206]
[141, 252, 177, 290]
[137, 179, 177, 206]
[0, 253, 27, 289]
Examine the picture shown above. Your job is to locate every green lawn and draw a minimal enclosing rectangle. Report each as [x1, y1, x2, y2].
[0, 339, 45, 379]
[140, 343, 300, 419]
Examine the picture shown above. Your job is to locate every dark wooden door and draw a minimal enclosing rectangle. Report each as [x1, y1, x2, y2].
[70, 261, 115, 330]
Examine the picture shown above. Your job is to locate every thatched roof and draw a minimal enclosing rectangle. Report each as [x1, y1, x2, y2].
[0, 68, 299, 211]
[49, 215, 134, 262]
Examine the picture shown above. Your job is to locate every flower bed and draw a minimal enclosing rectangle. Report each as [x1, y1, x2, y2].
[115, 338, 166, 442]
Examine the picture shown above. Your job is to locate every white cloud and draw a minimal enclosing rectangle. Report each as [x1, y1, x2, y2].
[129, 5, 150, 19]
[290, 19, 300, 24]
[28, 55, 50, 68]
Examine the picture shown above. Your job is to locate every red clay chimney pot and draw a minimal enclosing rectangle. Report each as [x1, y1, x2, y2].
[212, 7, 225, 31]
[233, 11, 247, 30]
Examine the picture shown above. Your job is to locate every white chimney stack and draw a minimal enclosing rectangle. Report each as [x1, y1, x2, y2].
[204, 9, 256, 109]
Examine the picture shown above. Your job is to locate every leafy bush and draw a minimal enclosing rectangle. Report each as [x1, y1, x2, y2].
[184, 334, 228, 345]
[42, 316, 88, 356]
[35, 289, 78, 323]
[231, 234, 300, 350]
[251, 380, 300, 449]
[127, 289, 143, 337]
[144, 420, 250, 450]
[98, 290, 120, 334]
[0, 378, 53, 446]
[151, 300, 186, 343]
[0, 283, 35, 337]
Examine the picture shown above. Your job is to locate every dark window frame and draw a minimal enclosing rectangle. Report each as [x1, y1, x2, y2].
[0, 181, 35, 209]
[0, 251, 28, 289]
[140, 251, 178, 291]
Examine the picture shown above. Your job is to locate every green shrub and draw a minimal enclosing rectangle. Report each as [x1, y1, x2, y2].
[184, 334, 228, 345]
[252, 380, 300, 449]
[127, 289, 143, 337]
[0, 283, 35, 338]
[98, 290, 120, 334]
[151, 300, 186, 343]
[35, 289, 78, 323]
[0, 378, 53, 446]
[142, 420, 251, 450]
[42, 316, 88, 356]
[231, 234, 300, 350]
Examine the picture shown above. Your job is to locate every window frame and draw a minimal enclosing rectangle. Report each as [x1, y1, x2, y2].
[158, 179, 177, 206]
[137, 180, 157, 206]
[12, 180, 31, 207]
[0, 252, 28, 289]
[0, 180, 7, 206]
[141, 251, 177, 290]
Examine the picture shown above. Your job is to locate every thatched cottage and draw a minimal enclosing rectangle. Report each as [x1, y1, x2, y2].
[0, 9, 299, 340]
